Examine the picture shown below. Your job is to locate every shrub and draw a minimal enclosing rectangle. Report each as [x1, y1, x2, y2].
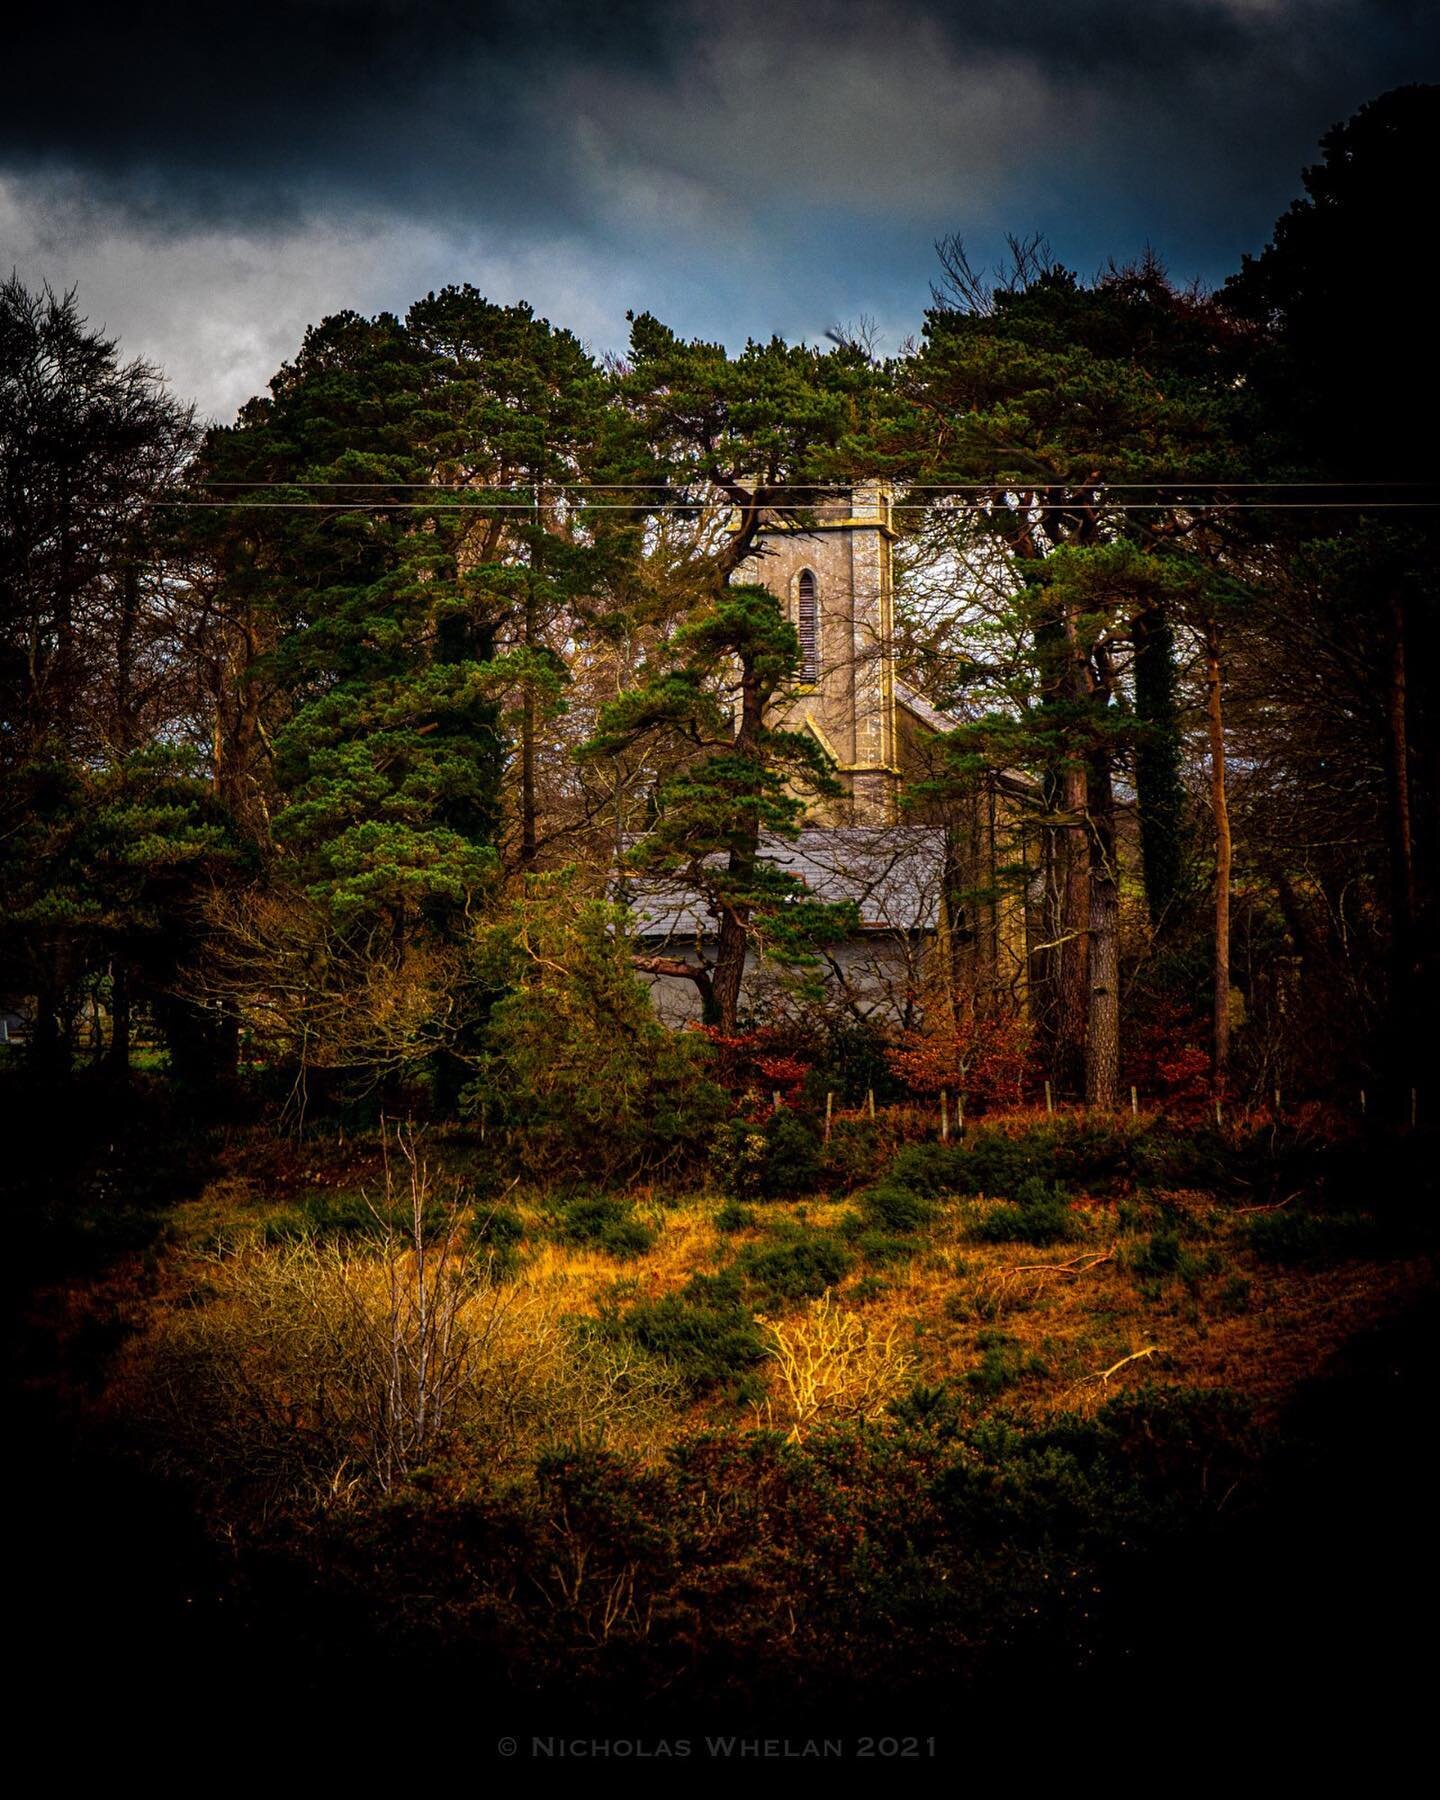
[134, 1139, 679, 1505]
[966, 1329, 1049, 1396]
[951, 1130, 1055, 1197]
[466, 1202, 525, 1276]
[465, 881, 726, 1184]
[968, 1178, 1073, 1245]
[848, 1274, 889, 1303]
[1125, 1228, 1219, 1291]
[712, 1110, 823, 1201]
[1246, 1207, 1378, 1264]
[757, 1110, 823, 1197]
[852, 1230, 918, 1267]
[715, 1201, 756, 1234]
[804, 1016, 905, 1109]
[1131, 1128, 1236, 1191]
[739, 1234, 852, 1306]
[1127, 1227, 1184, 1276]
[710, 1118, 768, 1200]
[886, 1010, 1032, 1107]
[1050, 1116, 1143, 1190]
[468, 1204, 524, 1252]
[756, 1293, 916, 1439]
[819, 1116, 888, 1192]
[614, 1271, 766, 1392]
[888, 1142, 969, 1198]
[855, 1181, 938, 1234]
[558, 1193, 655, 1258]
[261, 1188, 414, 1245]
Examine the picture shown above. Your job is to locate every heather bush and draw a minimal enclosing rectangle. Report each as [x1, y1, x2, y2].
[851, 1229, 918, 1267]
[966, 1329, 1049, 1396]
[951, 1129, 1055, 1197]
[715, 1200, 756, 1233]
[818, 1116, 889, 1191]
[968, 1178, 1073, 1245]
[466, 1201, 526, 1276]
[557, 1192, 655, 1258]
[711, 1108, 822, 1200]
[260, 1186, 450, 1246]
[1246, 1206, 1380, 1264]
[1125, 1228, 1220, 1289]
[739, 1232, 852, 1305]
[1131, 1127, 1237, 1191]
[609, 1271, 767, 1393]
[854, 1181, 939, 1233]
[467, 1202, 525, 1253]
[887, 1142, 970, 1198]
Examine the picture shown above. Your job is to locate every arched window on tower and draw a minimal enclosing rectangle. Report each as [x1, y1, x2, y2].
[797, 569, 820, 682]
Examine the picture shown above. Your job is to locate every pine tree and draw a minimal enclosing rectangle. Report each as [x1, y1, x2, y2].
[891, 247, 1242, 1103]
[585, 584, 858, 1030]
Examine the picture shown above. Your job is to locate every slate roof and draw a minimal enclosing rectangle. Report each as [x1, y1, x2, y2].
[620, 825, 948, 943]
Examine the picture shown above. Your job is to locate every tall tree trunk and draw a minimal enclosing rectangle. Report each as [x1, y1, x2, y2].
[30, 983, 68, 1079]
[712, 659, 765, 1033]
[1386, 590, 1418, 941]
[106, 960, 131, 1077]
[1084, 745, 1120, 1108]
[1385, 587, 1421, 1102]
[1204, 621, 1232, 1090]
[1132, 601, 1185, 929]
[1051, 759, 1087, 1094]
[1055, 597, 1092, 1095]
[711, 906, 749, 1034]
[1034, 597, 1087, 1093]
[1057, 759, 1090, 1095]
[520, 584, 538, 865]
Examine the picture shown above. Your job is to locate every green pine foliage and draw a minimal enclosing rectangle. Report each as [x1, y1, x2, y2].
[586, 583, 860, 1020]
[465, 874, 726, 1183]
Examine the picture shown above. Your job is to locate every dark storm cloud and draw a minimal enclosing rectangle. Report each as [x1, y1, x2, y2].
[6, 2, 705, 233]
[7, 0, 1432, 227]
[3, 1, 1435, 416]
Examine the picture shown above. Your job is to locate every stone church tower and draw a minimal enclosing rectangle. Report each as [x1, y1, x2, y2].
[735, 481, 901, 824]
[632, 480, 1036, 1025]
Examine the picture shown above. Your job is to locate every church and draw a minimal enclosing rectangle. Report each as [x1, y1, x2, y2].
[630, 481, 1032, 1028]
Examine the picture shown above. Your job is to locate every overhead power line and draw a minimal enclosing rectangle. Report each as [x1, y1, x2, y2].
[150, 499, 1439, 512]
[188, 480, 1436, 491]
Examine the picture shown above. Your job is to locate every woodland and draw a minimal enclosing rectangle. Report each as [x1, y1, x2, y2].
[4, 88, 1437, 1744]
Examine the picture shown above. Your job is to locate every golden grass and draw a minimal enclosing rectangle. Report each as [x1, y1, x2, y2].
[88, 1137, 1435, 1461]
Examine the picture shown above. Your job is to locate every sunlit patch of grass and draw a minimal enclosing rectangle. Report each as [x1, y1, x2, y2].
[151, 1127, 1437, 1450]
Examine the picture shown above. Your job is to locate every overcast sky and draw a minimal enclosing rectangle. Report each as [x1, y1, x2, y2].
[4, 1, 1435, 421]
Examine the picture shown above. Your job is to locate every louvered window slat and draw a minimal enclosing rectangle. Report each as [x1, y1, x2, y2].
[797, 569, 820, 681]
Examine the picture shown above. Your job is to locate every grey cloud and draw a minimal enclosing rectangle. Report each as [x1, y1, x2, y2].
[2, 0, 1435, 418]
[9, 1, 1434, 231]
